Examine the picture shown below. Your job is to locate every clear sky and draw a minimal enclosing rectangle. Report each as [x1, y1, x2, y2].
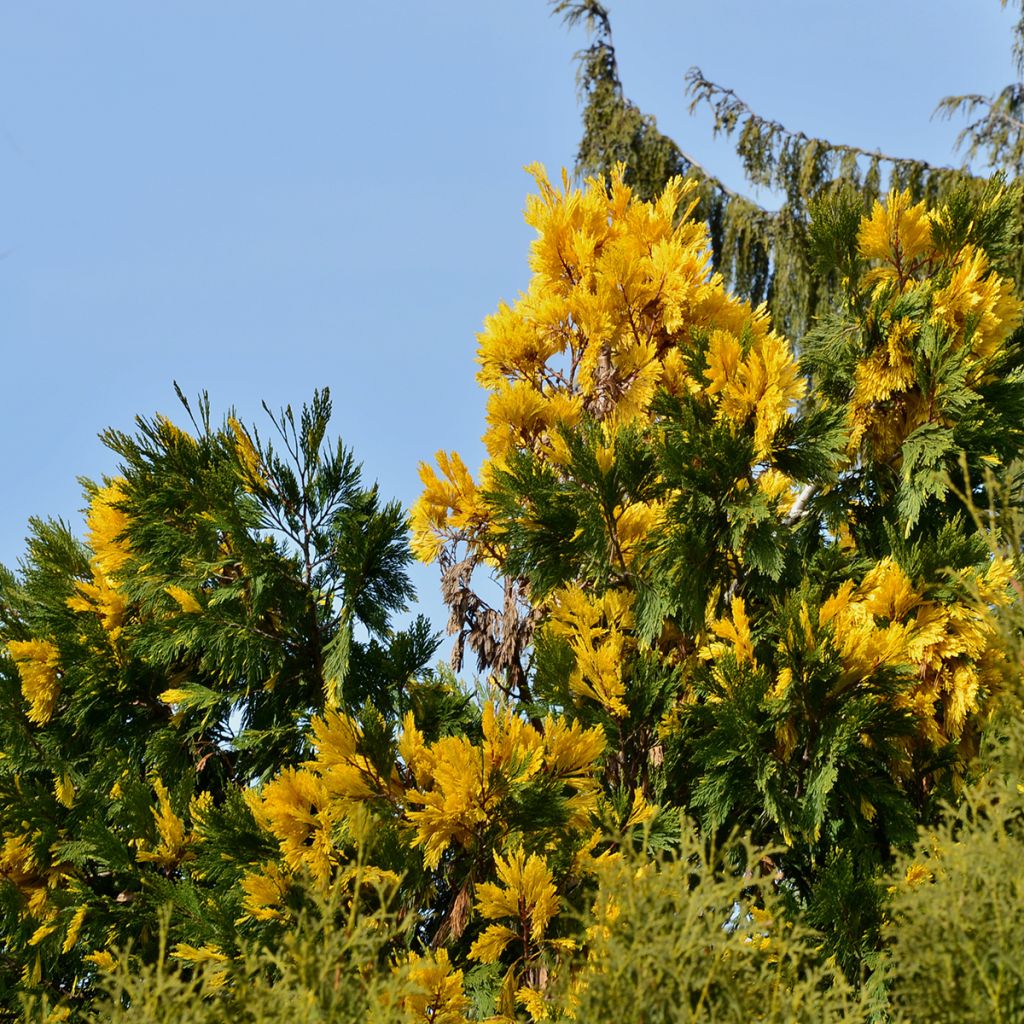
[1, 1, 1017, 638]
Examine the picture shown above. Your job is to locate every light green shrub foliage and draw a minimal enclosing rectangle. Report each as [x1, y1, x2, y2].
[18, 730, 1024, 1023]
[25, 882, 423, 1024]
[883, 722, 1024, 1022]
[550, 825, 860, 1023]
[881, 493, 1024, 1022]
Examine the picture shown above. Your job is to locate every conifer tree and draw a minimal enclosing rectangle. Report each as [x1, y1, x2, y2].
[3, 176, 1023, 1023]
[0, 390, 438, 1016]
[409, 166, 1024, 981]
[4, 7, 1024, 1011]
[551, 0, 1024, 338]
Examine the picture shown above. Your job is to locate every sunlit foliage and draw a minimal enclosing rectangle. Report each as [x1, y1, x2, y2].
[4, 168, 1024, 1021]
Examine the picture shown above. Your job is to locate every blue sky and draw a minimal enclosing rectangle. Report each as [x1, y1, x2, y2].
[1, 1, 1017, 637]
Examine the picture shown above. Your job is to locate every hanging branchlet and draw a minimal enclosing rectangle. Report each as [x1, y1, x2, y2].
[935, 0, 1024, 176]
[553, 1, 1024, 341]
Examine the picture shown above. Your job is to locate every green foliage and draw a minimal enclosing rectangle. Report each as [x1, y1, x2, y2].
[23, 882, 422, 1024]
[884, 722, 1024, 1021]
[553, 1, 1024, 337]
[8, 8, 1024, 1017]
[0, 390, 437, 1018]
[549, 825, 860, 1022]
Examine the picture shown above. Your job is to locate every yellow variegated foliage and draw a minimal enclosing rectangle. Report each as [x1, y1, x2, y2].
[247, 700, 606, 925]
[239, 861, 291, 923]
[859, 190, 934, 290]
[470, 849, 561, 963]
[822, 557, 1012, 747]
[165, 585, 202, 614]
[68, 453, 214, 641]
[614, 498, 665, 568]
[849, 189, 1024, 459]
[83, 480, 132, 579]
[411, 165, 804, 566]
[548, 586, 635, 717]
[705, 557, 1013, 758]
[312, 708, 403, 801]
[28, 923, 57, 947]
[66, 481, 133, 643]
[228, 415, 266, 488]
[54, 773, 75, 810]
[61, 906, 87, 955]
[401, 948, 471, 1024]
[932, 244, 1022, 362]
[0, 831, 64, 925]
[703, 597, 756, 669]
[66, 572, 127, 640]
[244, 715, 395, 889]
[245, 766, 334, 885]
[623, 787, 658, 830]
[136, 779, 193, 869]
[171, 942, 229, 989]
[7, 639, 61, 726]
[233, 700, 610, 1019]
[403, 702, 604, 869]
[171, 942, 229, 966]
[705, 330, 806, 457]
[83, 949, 116, 972]
[411, 450, 491, 563]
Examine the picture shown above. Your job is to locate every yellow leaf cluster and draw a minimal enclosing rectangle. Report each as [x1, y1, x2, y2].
[755, 467, 796, 516]
[228, 415, 266, 488]
[67, 572, 128, 640]
[136, 779, 193, 869]
[84, 480, 132, 579]
[165, 584, 203, 614]
[859, 190, 933, 289]
[7, 639, 61, 726]
[28, 923, 57, 947]
[246, 700, 606, 913]
[61, 906, 87, 955]
[548, 586, 635, 717]
[932, 243, 1023, 363]
[623, 787, 658, 829]
[702, 597, 756, 670]
[84, 950, 117, 972]
[239, 861, 291, 923]
[848, 191, 1024, 461]
[903, 861, 933, 888]
[516, 985, 557, 1022]
[706, 331, 806, 457]
[307, 709, 402, 802]
[155, 413, 197, 448]
[245, 766, 334, 886]
[66, 481, 135, 643]
[401, 948, 471, 1024]
[614, 499, 664, 567]
[469, 848, 561, 963]
[1, 831, 64, 922]
[695, 557, 1012, 759]
[172, 943, 229, 989]
[412, 165, 802, 566]
[848, 315, 919, 455]
[410, 451, 490, 563]
[171, 942, 229, 965]
[403, 702, 604, 869]
[54, 773, 75, 810]
[819, 558, 1009, 746]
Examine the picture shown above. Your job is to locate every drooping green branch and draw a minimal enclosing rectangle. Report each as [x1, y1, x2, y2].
[935, 85, 1024, 175]
[553, 1, 1024, 338]
[686, 67, 968, 201]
